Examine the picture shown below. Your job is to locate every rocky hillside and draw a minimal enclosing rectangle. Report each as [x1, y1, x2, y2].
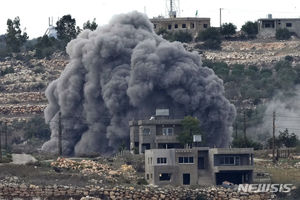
[0, 52, 67, 143]
[189, 39, 300, 66]
[1, 39, 300, 144]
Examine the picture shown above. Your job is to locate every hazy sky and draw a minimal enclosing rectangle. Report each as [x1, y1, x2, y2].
[1, 0, 300, 38]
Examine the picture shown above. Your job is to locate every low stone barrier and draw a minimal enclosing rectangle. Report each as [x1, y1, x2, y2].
[0, 184, 276, 200]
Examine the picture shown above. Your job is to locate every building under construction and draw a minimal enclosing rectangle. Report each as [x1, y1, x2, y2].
[150, 0, 210, 37]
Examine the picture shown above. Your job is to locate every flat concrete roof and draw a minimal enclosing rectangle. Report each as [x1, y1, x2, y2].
[129, 119, 182, 126]
[258, 18, 300, 21]
[150, 17, 210, 22]
[145, 147, 253, 155]
[210, 148, 254, 154]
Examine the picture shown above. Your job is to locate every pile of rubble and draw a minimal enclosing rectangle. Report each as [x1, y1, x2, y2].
[51, 158, 136, 182]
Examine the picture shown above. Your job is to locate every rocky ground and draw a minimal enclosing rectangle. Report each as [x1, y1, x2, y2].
[0, 52, 67, 145]
[1, 39, 300, 199]
[0, 154, 279, 200]
[191, 39, 300, 67]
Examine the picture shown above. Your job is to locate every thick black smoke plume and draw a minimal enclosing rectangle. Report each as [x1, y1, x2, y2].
[42, 11, 236, 155]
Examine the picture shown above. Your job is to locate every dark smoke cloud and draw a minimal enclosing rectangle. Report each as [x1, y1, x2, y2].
[42, 11, 236, 155]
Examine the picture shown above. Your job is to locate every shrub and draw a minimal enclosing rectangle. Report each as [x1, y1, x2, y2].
[231, 64, 245, 81]
[260, 69, 273, 79]
[196, 27, 222, 50]
[34, 35, 61, 58]
[0, 66, 15, 76]
[160, 30, 193, 43]
[232, 137, 263, 150]
[285, 55, 293, 62]
[220, 23, 237, 38]
[241, 21, 258, 38]
[137, 178, 148, 185]
[33, 65, 45, 74]
[210, 62, 229, 80]
[24, 116, 51, 140]
[196, 27, 220, 41]
[276, 28, 291, 40]
[245, 65, 259, 80]
[172, 31, 193, 43]
[157, 28, 168, 36]
[203, 39, 222, 50]
[275, 60, 291, 71]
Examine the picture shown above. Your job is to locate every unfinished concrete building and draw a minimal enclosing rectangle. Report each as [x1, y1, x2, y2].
[258, 15, 300, 38]
[145, 147, 254, 186]
[129, 109, 183, 154]
[150, 0, 210, 37]
[150, 17, 210, 37]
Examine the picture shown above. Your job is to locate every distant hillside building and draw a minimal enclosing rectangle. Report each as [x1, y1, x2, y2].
[145, 147, 254, 186]
[150, 17, 210, 37]
[258, 15, 300, 38]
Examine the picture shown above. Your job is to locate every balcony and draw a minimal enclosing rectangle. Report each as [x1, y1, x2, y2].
[155, 135, 178, 143]
[213, 165, 254, 173]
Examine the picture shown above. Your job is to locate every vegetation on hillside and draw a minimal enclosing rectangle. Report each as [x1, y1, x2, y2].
[276, 28, 292, 40]
[203, 58, 300, 148]
[196, 27, 222, 49]
[220, 23, 237, 39]
[241, 21, 258, 38]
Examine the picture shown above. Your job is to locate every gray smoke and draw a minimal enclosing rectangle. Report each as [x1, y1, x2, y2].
[42, 11, 236, 155]
[249, 87, 300, 143]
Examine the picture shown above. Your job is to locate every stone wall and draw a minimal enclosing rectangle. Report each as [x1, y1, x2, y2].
[0, 184, 276, 200]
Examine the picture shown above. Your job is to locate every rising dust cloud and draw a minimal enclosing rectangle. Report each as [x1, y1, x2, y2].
[42, 12, 236, 155]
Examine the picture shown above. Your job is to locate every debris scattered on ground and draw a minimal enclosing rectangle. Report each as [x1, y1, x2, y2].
[50, 157, 137, 183]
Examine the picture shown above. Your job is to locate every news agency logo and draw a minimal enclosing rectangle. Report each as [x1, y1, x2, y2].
[238, 184, 293, 193]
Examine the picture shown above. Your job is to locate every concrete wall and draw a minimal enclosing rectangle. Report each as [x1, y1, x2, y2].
[145, 148, 254, 186]
[175, 149, 198, 185]
[150, 17, 210, 37]
[130, 119, 183, 154]
[258, 18, 300, 38]
[145, 149, 176, 185]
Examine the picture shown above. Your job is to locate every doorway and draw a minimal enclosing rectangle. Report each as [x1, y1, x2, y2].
[183, 173, 190, 185]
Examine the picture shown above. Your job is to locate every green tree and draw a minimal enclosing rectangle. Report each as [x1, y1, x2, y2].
[171, 31, 193, 43]
[83, 18, 98, 31]
[245, 65, 259, 80]
[24, 116, 51, 140]
[157, 28, 168, 36]
[276, 67, 297, 89]
[241, 21, 258, 38]
[208, 61, 229, 81]
[232, 137, 262, 150]
[34, 35, 62, 58]
[276, 28, 291, 40]
[5, 16, 28, 53]
[220, 23, 237, 38]
[278, 129, 298, 147]
[196, 27, 222, 50]
[158, 30, 193, 43]
[56, 14, 77, 45]
[177, 116, 203, 146]
[230, 64, 245, 82]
